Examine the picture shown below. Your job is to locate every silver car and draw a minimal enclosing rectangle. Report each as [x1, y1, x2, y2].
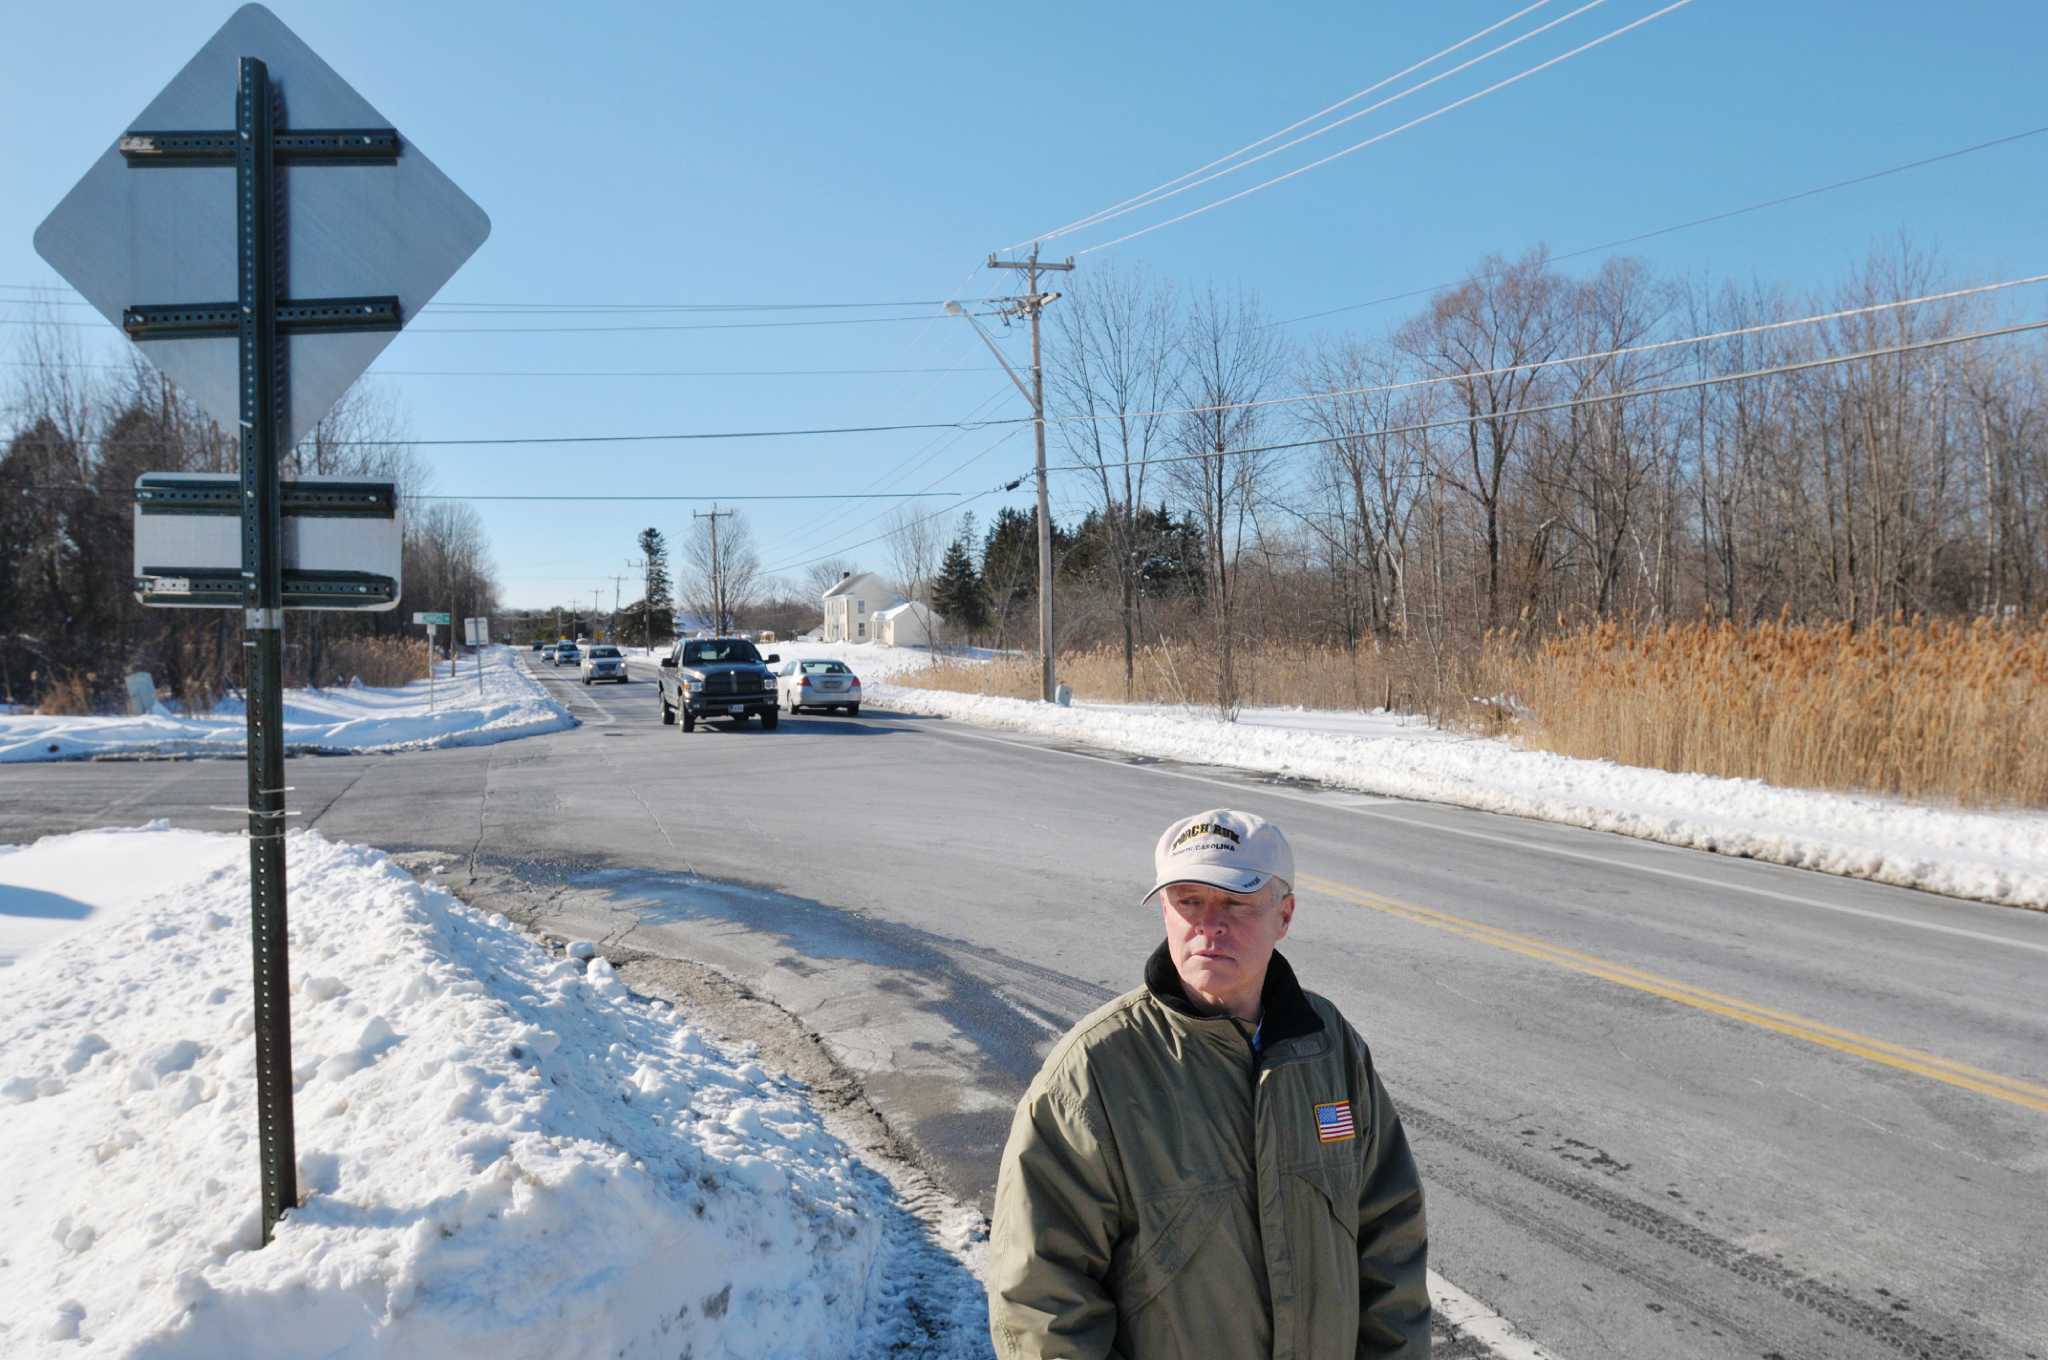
[580, 644, 627, 684]
[777, 658, 862, 716]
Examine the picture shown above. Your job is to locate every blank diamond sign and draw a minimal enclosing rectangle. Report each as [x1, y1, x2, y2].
[33, 3, 489, 448]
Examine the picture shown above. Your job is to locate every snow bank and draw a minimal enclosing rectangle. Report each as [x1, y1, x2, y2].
[874, 686, 2048, 911]
[0, 827, 988, 1357]
[0, 648, 572, 763]
[0, 823, 241, 967]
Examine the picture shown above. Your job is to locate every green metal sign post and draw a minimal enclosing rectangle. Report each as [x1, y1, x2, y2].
[35, 7, 488, 1247]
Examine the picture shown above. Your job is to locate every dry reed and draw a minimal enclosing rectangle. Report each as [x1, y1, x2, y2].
[1492, 615, 2048, 808]
[310, 636, 429, 690]
[916, 639, 1468, 716]
[915, 616, 2047, 808]
[34, 673, 96, 716]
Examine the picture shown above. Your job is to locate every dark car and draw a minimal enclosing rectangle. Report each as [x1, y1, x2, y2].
[658, 637, 781, 731]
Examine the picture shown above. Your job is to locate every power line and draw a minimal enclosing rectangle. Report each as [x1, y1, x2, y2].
[0, 310, 1007, 335]
[0, 283, 1000, 315]
[776, 426, 1031, 566]
[1097, 272, 2048, 425]
[1014, 0, 1564, 248]
[1048, 317, 2048, 475]
[27, 486, 966, 503]
[760, 465, 1032, 576]
[761, 385, 1018, 558]
[33, 274, 2039, 455]
[1076, 0, 1699, 256]
[0, 359, 1006, 379]
[1269, 124, 2048, 328]
[1036, 0, 1610, 246]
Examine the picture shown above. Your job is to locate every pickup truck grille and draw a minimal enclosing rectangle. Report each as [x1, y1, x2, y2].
[701, 673, 745, 697]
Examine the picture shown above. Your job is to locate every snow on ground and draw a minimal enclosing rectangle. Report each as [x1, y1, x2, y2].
[0, 826, 991, 1358]
[0, 648, 572, 764]
[0, 823, 239, 968]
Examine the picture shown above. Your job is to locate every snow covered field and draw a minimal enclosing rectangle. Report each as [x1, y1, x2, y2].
[0, 648, 572, 764]
[0, 826, 990, 1358]
[689, 639, 2048, 912]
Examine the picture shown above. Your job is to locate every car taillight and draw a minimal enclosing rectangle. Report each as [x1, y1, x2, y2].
[800, 675, 813, 686]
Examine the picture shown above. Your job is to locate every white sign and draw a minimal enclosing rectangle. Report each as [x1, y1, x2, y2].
[464, 617, 489, 646]
[32, 4, 490, 450]
[133, 473, 401, 610]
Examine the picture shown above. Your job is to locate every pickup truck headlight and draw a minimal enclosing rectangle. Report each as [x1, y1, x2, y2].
[685, 677, 704, 692]
[760, 676, 776, 691]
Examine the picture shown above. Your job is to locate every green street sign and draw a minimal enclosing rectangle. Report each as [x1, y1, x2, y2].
[414, 611, 452, 625]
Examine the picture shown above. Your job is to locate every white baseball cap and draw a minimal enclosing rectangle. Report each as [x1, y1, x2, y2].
[1144, 809, 1295, 903]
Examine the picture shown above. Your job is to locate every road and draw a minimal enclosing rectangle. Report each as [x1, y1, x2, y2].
[4, 653, 2044, 1360]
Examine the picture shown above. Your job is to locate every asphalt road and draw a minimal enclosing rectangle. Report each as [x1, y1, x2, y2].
[4, 654, 2044, 1360]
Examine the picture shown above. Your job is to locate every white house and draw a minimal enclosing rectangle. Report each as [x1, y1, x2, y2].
[874, 600, 940, 648]
[820, 571, 895, 643]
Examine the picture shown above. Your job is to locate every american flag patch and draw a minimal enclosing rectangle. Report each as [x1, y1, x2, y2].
[1314, 1100, 1356, 1143]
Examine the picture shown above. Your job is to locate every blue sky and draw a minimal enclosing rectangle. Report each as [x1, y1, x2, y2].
[6, 1, 2045, 610]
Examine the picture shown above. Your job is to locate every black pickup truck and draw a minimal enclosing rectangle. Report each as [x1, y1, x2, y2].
[658, 637, 781, 731]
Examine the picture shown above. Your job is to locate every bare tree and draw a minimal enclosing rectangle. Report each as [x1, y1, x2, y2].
[1396, 248, 1566, 630]
[801, 557, 856, 601]
[1171, 285, 1287, 717]
[1295, 337, 1432, 643]
[682, 509, 764, 633]
[1541, 257, 1680, 619]
[1050, 263, 1183, 697]
[884, 504, 947, 607]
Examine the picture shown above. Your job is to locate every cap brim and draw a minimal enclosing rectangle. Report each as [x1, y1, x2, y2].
[1143, 868, 1273, 904]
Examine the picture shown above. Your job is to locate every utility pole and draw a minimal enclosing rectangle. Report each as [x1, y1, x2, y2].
[626, 556, 648, 650]
[589, 588, 602, 639]
[607, 572, 627, 642]
[957, 244, 1073, 701]
[694, 505, 734, 633]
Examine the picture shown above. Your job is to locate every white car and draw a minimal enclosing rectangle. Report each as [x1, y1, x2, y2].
[580, 644, 627, 684]
[554, 642, 581, 668]
[777, 658, 861, 716]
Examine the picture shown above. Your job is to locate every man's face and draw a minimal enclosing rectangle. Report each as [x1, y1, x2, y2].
[1160, 880, 1294, 1019]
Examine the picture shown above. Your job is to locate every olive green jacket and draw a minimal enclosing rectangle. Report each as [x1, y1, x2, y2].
[988, 946, 1429, 1359]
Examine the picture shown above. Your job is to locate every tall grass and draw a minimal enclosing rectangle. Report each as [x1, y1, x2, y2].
[1493, 616, 2048, 808]
[912, 616, 2048, 807]
[916, 639, 1477, 716]
[306, 636, 428, 690]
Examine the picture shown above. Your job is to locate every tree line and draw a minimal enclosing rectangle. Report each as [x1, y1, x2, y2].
[964, 237, 2048, 708]
[1, 337, 498, 710]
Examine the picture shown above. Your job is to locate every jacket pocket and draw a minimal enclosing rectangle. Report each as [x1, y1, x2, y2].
[1113, 1185, 1232, 1315]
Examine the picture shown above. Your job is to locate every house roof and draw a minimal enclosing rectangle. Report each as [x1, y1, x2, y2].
[876, 601, 937, 621]
[821, 571, 887, 599]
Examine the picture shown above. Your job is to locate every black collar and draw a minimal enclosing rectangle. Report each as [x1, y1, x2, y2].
[1144, 941, 1324, 1048]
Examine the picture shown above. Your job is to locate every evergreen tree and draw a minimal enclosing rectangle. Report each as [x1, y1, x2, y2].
[932, 528, 990, 637]
[635, 527, 673, 648]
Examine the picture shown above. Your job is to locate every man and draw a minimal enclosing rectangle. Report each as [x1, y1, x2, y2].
[988, 808, 1429, 1358]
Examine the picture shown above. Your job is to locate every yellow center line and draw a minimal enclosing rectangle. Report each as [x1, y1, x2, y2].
[1299, 873, 2048, 1115]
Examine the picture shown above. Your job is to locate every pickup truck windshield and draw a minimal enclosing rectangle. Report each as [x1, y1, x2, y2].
[681, 639, 761, 665]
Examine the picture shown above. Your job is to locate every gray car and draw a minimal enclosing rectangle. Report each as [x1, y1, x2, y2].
[777, 658, 862, 716]
[580, 644, 627, 684]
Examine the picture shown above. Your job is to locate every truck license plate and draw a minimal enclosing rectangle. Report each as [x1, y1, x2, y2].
[728, 704, 746, 714]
